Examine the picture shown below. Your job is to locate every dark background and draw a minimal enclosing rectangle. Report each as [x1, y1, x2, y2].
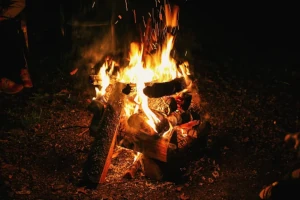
[24, 0, 300, 87]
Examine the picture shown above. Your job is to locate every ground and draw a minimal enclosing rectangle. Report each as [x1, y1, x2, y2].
[1, 5, 300, 200]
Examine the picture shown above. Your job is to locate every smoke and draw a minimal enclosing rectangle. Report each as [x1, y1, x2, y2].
[70, 22, 116, 93]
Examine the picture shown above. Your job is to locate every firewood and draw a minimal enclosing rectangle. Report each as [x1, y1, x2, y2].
[127, 110, 170, 135]
[176, 120, 210, 149]
[119, 122, 177, 162]
[123, 153, 142, 179]
[163, 96, 177, 114]
[141, 155, 163, 181]
[143, 77, 187, 98]
[174, 92, 192, 111]
[88, 100, 106, 137]
[167, 110, 192, 126]
[82, 82, 125, 184]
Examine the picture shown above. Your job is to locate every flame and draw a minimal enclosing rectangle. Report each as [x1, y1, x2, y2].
[94, 59, 112, 100]
[117, 35, 183, 84]
[94, 4, 191, 134]
[133, 152, 141, 163]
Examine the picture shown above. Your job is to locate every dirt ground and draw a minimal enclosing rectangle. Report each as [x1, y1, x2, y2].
[1, 50, 299, 199]
[1, 3, 300, 199]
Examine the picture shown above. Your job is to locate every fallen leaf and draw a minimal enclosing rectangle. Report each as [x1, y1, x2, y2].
[212, 171, 219, 178]
[208, 178, 214, 183]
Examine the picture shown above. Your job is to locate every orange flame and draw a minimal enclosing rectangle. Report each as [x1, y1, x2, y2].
[94, 4, 191, 134]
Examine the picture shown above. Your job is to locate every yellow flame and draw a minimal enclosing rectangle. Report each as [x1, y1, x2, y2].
[94, 62, 110, 99]
[133, 152, 141, 163]
[95, 4, 191, 134]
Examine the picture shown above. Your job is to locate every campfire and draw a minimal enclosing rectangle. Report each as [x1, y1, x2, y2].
[84, 2, 209, 185]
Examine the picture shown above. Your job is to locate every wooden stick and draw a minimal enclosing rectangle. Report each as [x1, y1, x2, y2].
[82, 82, 125, 184]
[123, 153, 142, 179]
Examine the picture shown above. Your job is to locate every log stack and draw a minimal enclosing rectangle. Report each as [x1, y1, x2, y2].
[117, 78, 210, 181]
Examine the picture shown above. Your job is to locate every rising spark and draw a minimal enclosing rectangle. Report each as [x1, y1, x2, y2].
[133, 9, 136, 23]
[142, 16, 146, 28]
[125, 0, 128, 11]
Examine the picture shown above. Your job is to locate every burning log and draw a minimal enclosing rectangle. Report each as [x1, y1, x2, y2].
[175, 92, 192, 111]
[143, 77, 187, 98]
[83, 82, 125, 184]
[88, 100, 106, 137]
[140, 155, 164, 181]
[127, 111, 170, 135]
[176, 120, 210, 149]
[163, 96, 178, 114]
[123, 153, 142, 179]
[119, 120, 177, 162]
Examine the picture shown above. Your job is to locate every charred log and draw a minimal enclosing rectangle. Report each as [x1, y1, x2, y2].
[143, 77, 187, 98]
[123, 153, 142, 179]
[163, 96, 177, 114]
[83, 82, 125, 185]
[88, 100, 106, 137]
[175, 92, 192, 111]
[167, 110, 193, 126]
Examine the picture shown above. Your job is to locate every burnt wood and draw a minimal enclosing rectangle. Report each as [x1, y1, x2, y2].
[83, 82, 125, 184]
[143, 77, 187, 98]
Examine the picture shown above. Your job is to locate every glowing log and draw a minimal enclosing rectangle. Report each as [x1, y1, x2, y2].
[83, 82, 125, 184]
[120, 114, 177, 162]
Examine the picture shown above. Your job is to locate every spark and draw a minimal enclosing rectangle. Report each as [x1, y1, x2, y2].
[148, 12, 151, 17]
[125, 0, 128, 11]
[142, 16, 146, 28]
[155, 0, 157, 7]
[133, 9, 136, 23]
[115, 20, 119, 24]
[185, 51, 187, 56]
[92, 1, 95, 8]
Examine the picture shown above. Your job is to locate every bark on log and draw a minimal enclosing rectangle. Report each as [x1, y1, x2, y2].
[88, 100, 106, 137]
[83, 82, 125, 184]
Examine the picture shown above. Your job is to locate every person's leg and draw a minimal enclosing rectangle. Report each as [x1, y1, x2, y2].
[0, 20, 25, 83]
[0, 20, 25, 94]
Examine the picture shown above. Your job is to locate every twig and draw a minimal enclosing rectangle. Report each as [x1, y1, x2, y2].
[57, 125, 89, 130]
[77, 128, 90, 137]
